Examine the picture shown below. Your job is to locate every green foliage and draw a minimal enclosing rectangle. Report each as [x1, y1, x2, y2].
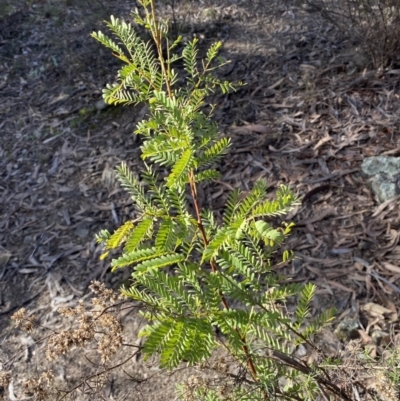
[93, 2, 336, 400]
[139, 317, 215, 368]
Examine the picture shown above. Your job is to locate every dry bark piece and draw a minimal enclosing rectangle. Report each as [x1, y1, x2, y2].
[362, 303, 393, 319]
[356, 329, 374, 345]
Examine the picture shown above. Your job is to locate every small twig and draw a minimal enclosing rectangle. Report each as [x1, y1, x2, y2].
[0, 286, 45, 317]
[317, 382, 331, 401]
[369, 270, 400, 293]
[57, 350, 140, 401]
[4, 331, 54, 368]
[271, 351, 353, 401]
[149, 0, 172, 97]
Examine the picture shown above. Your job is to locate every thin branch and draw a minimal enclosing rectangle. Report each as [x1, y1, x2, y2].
[57, 350, 141, 401]
[187, 169, 261, 390]
[149, 0, 172, 97]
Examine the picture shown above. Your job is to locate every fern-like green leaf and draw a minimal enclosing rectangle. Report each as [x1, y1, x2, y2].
[254, 220, 285, 247]
[116, 163, 152, 212]
[135, 252, 185, 273]
[122, 285, 163, 309]
[295, 283, 316, 325]
[124, 217, 153, 252]
[297, 307, 336, 343]
[141, 138, 181, 166]
[140, 317, 215, 369]
[142, 166, 171, 212]
[90, 29, 128, 62]
[168, 187, 187, 217]
[95, 229, 111, 244]
[132, 273, 185, 314]
[106, 221, 134, 250]
[182, 38, 199, 86]
[197, 137, 231, 168]
[223, 189, 242, 226]
[237, 180, 267, 218]
[213, 313, 244, 351]
[205, 41, 222, 65]
[111, 247, 162, 271]
[251, 185, 300, 219]
[203, 226, 233, 262]
[166, 148, 193, 188]
[192, 169, 220, 183]
[155, 219, 177, 250]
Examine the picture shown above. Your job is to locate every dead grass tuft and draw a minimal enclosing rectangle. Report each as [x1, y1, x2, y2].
[300, 0, 400, 68]
[23, 371, 54, 401]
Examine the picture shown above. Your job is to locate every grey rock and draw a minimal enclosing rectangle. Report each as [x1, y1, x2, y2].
[23, 235, 33, 245]
[334, 318, 359, 342]
[74, 222, 91, 239]
[361, 156, 400, 203]
[95, 98, 109, 111]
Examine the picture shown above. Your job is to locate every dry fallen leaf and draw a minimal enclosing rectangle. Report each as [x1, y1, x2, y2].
[357, 329, 374, 345]
[381, 261, 400, 274]
[0, 251, 11, 267]
[362, 302, 393, 318]
[380, 294, 398, 321]
[230, 124, 274, 135]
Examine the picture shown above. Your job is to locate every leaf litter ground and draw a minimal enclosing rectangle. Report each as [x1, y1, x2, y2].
[1, 0, 400, 399]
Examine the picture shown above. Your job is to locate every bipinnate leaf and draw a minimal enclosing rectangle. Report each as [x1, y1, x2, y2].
[124, 218, 153, 252]
[135, 252, 185, 273]
[203, 226, 233, 262]
[166, 148, 193, 188]
[106, 221, 134, 250]
[111, 247, 162, 271]
[140, 317, 215, 369]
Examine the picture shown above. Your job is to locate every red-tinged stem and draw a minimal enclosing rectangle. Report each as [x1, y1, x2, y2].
[187, 170, 262, 390]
